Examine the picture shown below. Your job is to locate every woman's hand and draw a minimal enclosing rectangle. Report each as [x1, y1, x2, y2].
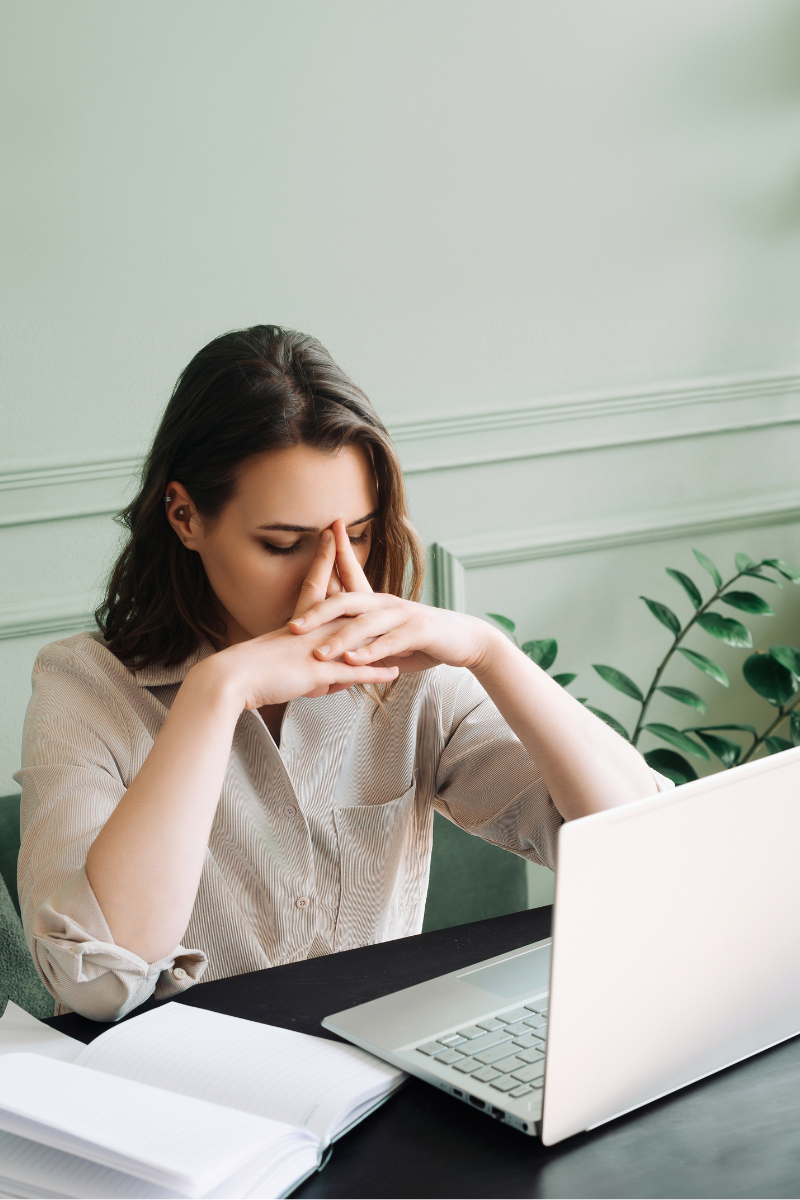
[193, 526, 399, 712]
[287, 520, 498, 676]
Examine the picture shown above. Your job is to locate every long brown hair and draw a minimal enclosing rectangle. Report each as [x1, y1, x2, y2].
[98, 325, 423, 667]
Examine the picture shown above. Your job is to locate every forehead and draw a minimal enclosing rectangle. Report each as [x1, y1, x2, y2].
[232, 443, 377, 526]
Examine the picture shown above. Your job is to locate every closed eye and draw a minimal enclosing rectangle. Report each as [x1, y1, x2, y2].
[349, 530, 370, 546]
[262, 541, 303, 557]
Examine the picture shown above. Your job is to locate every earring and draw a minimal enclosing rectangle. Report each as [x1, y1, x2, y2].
[164, 494, 173, 503]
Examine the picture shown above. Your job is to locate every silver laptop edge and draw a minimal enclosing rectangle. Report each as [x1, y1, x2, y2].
[323, 746, 800, 1145]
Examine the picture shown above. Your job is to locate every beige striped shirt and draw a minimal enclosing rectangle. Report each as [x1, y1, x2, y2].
[15, 632, 669, 1023]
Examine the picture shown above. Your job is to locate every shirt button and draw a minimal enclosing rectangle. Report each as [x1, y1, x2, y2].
[172, 967, 187, 981]
[295, 896, 310, 909]
[284, 804, 297, 817]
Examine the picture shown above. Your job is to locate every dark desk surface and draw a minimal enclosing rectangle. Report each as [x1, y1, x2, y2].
[51, 907, 800, 1199]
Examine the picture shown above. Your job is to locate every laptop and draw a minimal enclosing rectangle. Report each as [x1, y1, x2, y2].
[323, 746, 800, 1145]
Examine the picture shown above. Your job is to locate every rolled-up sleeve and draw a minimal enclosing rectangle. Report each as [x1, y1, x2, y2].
[14, 642, 207, 1021]
[433, 669, 673, 871]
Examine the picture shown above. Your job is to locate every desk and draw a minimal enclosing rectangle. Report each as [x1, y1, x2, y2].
[51, 908, 800, 1198]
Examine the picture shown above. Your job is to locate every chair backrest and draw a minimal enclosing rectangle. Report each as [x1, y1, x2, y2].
[422, 811, 528, 932]
[0, 793, 21, 918]
[0, 823, 53, 1018]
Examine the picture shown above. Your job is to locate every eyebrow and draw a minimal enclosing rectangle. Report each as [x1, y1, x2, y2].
[257, 509, 379, 533]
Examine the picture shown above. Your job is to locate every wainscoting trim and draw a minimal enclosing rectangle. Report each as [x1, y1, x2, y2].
[2, 368, 799, 524]
[431, 488, 800, 610]
[0, 597, 94, 641]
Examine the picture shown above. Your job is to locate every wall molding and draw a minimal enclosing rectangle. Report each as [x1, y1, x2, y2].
[0, 597, 94, 642]
[8, 488, 800, 639]
[1, 367, 799, 525]
[431, 487, 800, 610]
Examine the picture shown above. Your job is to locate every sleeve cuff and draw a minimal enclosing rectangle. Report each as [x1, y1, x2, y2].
[29, 867, 208, 1022]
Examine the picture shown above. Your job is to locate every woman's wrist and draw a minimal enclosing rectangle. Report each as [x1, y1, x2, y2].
[466, 622, 511, 679]
[182, 654, 246, 722]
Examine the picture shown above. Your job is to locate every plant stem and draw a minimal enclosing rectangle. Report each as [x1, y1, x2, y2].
[631, 570, 747, 747]
[740, 694, 800, 764]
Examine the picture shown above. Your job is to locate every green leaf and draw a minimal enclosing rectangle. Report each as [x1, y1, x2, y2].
[576, 697, 588, 704]
[677, 647, 729, 686]
[684, 722, 757, 734]
[693, 548, 722, 589]
[586, 707, 630, 740]
[666, 569, 702, 610]
[643, 723, 711, 760]
[769, 645, 800, 677]
[522, 638, 557, 671]
[655, 686, 706, 713]
[696, 612, 752, 648]
[640, 597, 681, 637]
[694, 730, 742, 768]
[743, 653, 798, 707]
[592, 664, 644, 702]
[763, 557, 800, 584]
[720, 591, 774, 615]
[552, 672, 577, 688]
[790, 711, 800, 747]
[487, 613, 516, 635]
[643, 748, 698, 785]
[765, 736, 793, 756]
[735, 552, 758, 574]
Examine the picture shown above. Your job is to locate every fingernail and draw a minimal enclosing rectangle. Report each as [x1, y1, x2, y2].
[318, 645, 331, 656]
[320, 530, 332, 544]
[291, 616, 305, 625]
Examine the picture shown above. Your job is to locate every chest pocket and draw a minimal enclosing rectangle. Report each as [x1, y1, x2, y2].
[332, 779, 428, 950]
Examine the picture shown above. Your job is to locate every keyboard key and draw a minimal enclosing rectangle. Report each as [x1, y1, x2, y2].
[502, 1021, 531, 1037]
[500, 1008, 532, 1024]
[472, 1065, 501, 1082]
[417, 1041, 445, 1055]
[511, 1063, 545, 1084]
[523, 1013, 547, 1029]
[476, 1018, 506, 1032]
[518, 1047, 545, 1064]
[474, 1043, 519, 1065]
[490, 1076, 519, 1093]
[438, 1034, 467, 1046]
[435, 1048, 465, 1065]
[524, 999, 549, 1012]
[510, 1084, 533, 1098]
[512, 1033, 544, 1050]
[493, 1055, 528, 1074]
[451, 1057, 482, 1075]
[463, 1031, 513, 1054]
[457, 1026, 486, 1040]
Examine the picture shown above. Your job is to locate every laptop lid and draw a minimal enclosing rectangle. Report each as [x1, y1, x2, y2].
[542, 745, 800, 1144]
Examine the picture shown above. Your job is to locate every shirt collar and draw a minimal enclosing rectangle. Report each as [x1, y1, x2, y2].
[133, 640, 216, 687]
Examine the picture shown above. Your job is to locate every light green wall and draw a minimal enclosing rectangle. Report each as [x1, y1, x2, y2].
[3, 0, 800, 817]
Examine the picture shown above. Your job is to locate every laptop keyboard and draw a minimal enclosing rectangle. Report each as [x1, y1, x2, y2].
[415, 999, 548, 1100]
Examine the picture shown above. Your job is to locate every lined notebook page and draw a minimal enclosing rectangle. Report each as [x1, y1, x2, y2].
[0, 1053, 308, 1197]
[77, 1003, 404, 1146]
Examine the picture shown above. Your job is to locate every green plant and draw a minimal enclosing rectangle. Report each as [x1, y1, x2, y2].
[487, 549, 800, 785]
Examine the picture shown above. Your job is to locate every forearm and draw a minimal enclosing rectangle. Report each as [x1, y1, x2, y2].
[471, 632, 657, 821]
[85, 660, 241, 962]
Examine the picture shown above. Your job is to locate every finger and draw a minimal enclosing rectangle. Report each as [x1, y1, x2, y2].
[342, 628, 412, 665]
[289, 589, 383, 633]
[292, 530, 336, 619]
[332, 519, 373, 594]
[316, 660, 399, 686]
[326, 562, 344, 597]
[313, 608, 404, 662]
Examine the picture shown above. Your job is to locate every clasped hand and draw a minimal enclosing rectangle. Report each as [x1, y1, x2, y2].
[205, 521, 494, 712]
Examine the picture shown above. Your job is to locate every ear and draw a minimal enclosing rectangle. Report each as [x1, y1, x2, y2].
[164, 481, 200, 548]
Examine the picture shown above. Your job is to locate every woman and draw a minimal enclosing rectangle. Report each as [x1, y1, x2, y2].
[16, 325, 666, 1022]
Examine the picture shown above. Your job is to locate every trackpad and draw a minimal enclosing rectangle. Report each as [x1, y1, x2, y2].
[458, 945, 551, 999]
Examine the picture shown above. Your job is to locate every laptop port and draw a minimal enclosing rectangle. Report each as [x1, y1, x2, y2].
[469, 1095, 485, 1108]
[491, 1107, 504, 1119]
[453, 1089, 463, 1097]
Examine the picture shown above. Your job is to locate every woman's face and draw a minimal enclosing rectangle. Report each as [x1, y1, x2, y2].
[167, 444, 378, 644]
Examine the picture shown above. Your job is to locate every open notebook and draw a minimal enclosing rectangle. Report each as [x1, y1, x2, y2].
[0, 1002, 405, 1199]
